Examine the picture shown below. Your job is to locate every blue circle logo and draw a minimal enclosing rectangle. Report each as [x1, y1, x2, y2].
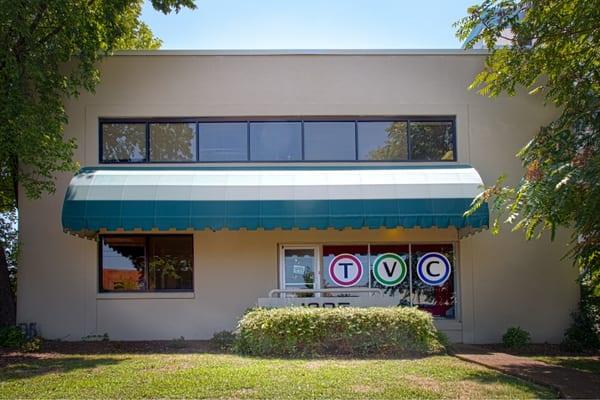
[417, 252, 451, 286]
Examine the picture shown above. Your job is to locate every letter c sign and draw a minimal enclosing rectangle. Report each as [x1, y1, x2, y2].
[416, 252, 451, 286]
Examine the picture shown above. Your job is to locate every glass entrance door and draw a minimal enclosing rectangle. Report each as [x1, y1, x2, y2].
[279, 245, 320, 297]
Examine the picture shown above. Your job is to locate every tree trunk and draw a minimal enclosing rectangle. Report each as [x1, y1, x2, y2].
[0, 241, 16, 326]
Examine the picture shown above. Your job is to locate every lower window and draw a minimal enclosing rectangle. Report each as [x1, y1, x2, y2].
[280, 243, 456, 319]
[100, 235, 193, 292]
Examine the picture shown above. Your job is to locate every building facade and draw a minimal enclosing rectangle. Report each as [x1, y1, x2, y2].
[17, 50, 579, 343]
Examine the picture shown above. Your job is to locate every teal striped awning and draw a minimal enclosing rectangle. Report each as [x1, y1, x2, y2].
[62, 165, 489, 237]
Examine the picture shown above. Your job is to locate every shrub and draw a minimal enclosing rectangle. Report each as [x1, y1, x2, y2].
[81, 333, 109, 342]
[0, 325, 26, 348]
[235, 307, 446, 357]
[210, 330, 237, 351]
[20, 336, 42, 353]
[0, 326, 42, 352]
[502, 327, 531, 349]
[561, 286, 600, 352]
[168, 336, 187, 349]
[561, 310, 600, 352]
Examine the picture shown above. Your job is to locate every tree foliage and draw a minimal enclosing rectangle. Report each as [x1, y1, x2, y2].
[457, 0, 599, 282]
[456, 0, 600, 335]
[0, 0, 196, 326]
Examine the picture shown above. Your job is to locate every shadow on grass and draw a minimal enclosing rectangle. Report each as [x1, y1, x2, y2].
[8, 340, 444, 361]
[452, 344, 600, 399]
[540, 357, 600, 374]
[0, 355, 122, 381]
[460, 368, 558, 397]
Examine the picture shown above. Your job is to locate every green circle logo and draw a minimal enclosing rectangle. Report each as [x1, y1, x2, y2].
[373, 253, 407, 287]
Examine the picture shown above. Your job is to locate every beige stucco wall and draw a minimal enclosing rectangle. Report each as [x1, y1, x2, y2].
[17, 52, 579, 343]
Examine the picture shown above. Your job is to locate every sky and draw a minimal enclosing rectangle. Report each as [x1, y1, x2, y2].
[140, 0, 475, 49]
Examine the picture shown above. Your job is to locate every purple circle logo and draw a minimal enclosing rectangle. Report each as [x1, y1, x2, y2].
[328, 253, 363, 287]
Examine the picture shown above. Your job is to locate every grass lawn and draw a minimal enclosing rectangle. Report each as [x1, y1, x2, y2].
[0, 350, 555, 399]
[532, 355, 600, 375]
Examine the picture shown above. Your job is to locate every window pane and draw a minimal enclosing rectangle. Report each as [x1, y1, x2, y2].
[369, 244, 411, 306]
[357, 121, 408, 160]
[322, 245, 369, 290]
[198, 122, 247, 161]
[304, 122, 356, 160]
[411, 244, 455, 319]
[149, 123, 196, 162]
[283, 248, 315, 297]
[101, 237, 145, 291]
[148, 236, 193, 291]
[102, 123, 146, 162]
[409, 121, 454, 161]
[250, 122, 302, 161]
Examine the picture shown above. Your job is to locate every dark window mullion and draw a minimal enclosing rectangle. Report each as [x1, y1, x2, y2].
[452, 118, 457, 161]
[354, 120, 359, 160]
[145, 122, 150, 162]
[407, 120, 412, 161]
[247, 121, 251, 161]
[145, 236, 150, 292]
[195, 121, 200, 162]
[301, 120, 305, 160]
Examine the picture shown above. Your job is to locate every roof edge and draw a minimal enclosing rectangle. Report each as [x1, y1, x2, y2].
[112, 49, 490, 56]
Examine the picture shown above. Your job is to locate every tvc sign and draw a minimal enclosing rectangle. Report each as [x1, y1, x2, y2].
[327, 251, 452, 288]
[372, 253, 407, 287]
[417, 252, 451, 286]
[328, 253, 364, 287]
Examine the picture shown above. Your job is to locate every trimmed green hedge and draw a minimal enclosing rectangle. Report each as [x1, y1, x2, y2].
[235, 307, 446, 357]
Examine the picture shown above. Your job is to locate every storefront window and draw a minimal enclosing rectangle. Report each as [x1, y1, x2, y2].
[304, 121, 356, 160]
[198, 122, 248, 161]
[282, 248, 316, 297]
[149, 123, 196, 162]
[100, 118, 456, 163]
[249, 122, 302, 161]
[100, 235, 193, 292]
[369, 244, 411, 306]
[409, 121, 454, 161]
[100, 236, 146, 291]
[148, 236, 194, 291]
[101, 123, 147, 162]
[410, 244, 455, 318]
[357, 121, 408, 161]
[281, 243, 456, 318]
[322, 245, 369, 289]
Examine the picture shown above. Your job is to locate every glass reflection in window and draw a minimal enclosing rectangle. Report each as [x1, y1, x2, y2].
[101, 236, 146, 291]
[409, 121, 454, 161]
[149, 123, 196, 162]
[198, 122, 248, 161]
[304, 121, 356, 160]
[369, 244, 411, 306]
[357, 121, 408, 161]
[249, 122, 302, 161]
[283, 248, 316, 297]
[148, 236, 193, 290]
[410, 244, 455, 318]
[322, 245, 369, 291]
[101, 123, 147, 162]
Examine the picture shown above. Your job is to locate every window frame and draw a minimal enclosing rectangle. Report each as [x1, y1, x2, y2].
[99, 116, 457, 164]
[278, 241, 460, 320]
[98, 234, 194, 293]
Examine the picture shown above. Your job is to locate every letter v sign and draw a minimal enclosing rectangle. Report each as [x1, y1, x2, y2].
[373, 253, 407, 287]
[383, 261, 397, 276]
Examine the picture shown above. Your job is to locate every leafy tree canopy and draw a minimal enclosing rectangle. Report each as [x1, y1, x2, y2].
[456, 0, 600, 294]
[0, 0, 195, 208]
[0, 0, 195, 326]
